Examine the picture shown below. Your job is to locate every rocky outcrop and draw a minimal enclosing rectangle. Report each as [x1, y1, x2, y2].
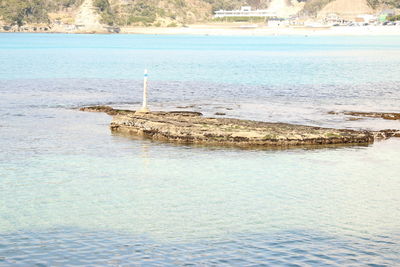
[329, 111, 400, 120]
[372, 129, 400, 139]
[344, 111, 400, 120]
[81, 106, 374, 148]
[80, 105, 126, 115]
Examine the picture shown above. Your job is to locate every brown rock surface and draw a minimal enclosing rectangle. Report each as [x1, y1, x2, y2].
[79, 106, 374, 148]
[79, 106, 132, 116]
[329, 111, 400, 120]
[343, 111, 400, 120]
[373, 129, 400, 139]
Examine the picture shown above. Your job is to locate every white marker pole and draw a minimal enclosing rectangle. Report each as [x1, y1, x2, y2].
[138, 69, 149, 113]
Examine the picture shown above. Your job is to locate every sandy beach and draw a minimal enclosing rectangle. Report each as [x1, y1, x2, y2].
[2, 22, 400, 36]
[120, 24, 400, 36]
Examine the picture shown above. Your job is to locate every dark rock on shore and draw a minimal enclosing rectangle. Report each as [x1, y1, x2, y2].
[329, 111, 400, 120]
[79, 106, 132, 116]
[373, 129, 400, 139]
[80, 106, 374, 148]
[345, 111, 400, 120]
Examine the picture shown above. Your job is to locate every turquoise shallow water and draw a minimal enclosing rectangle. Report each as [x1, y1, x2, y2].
[1, 33, 400, 266]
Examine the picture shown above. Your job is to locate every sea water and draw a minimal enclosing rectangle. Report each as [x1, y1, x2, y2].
[0, 33, 399, 266]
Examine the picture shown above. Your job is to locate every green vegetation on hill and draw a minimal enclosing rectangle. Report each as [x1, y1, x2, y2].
[115, 0, 160, 26]
[114, 0, 269, 26]
[0, 0, 84, 26]
[93, 0, 114, 25]
[204, 0, 239, 11]
[113, 0, 210, 26]
[48, 0, 83, 10]
[1, 0, 400, 28]
[0, 0, 48, 26]
[300, 0, 400, 17]
[367, 0, 400, 8]
[0, 0, 270, 27]
[388, 14, 400, 20]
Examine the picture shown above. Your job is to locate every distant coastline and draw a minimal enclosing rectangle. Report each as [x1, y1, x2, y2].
[1, 24, 400, 36]
[120, 24, 400, 36]
[1, 0, 399, 36]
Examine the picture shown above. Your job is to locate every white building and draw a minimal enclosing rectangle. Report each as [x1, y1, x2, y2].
[214, 6, 277, 18]
[267, 19, 289, 27]
[355, 14, 377, 23]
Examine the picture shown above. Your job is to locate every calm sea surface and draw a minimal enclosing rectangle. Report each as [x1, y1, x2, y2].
[0, 33, 400, 266]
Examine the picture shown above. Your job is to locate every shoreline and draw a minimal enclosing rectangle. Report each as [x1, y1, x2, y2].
[120, 25, 400, 36]
[1, 25, 400, 36]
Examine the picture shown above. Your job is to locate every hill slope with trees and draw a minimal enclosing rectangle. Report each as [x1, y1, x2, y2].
[0, 0, 399, 28]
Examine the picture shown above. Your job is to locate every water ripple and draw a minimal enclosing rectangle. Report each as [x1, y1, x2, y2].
[0, 228, 399, 266]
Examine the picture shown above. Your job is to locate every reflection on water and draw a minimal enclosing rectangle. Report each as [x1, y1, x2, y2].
[140, 143, 151, 168]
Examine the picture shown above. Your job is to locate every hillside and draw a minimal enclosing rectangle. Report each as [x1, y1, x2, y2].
[0, 0, 399, 30]
[302, 0, 400, 16]
[317, 0, 374, 19]
[0, 0, 266, 27]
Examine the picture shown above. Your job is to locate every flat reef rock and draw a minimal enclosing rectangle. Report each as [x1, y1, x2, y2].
[329, 111, 400, 120]
[80, 106, 374, 148]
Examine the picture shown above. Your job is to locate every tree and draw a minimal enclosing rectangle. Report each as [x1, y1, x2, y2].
[0, 0, 49, 26]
